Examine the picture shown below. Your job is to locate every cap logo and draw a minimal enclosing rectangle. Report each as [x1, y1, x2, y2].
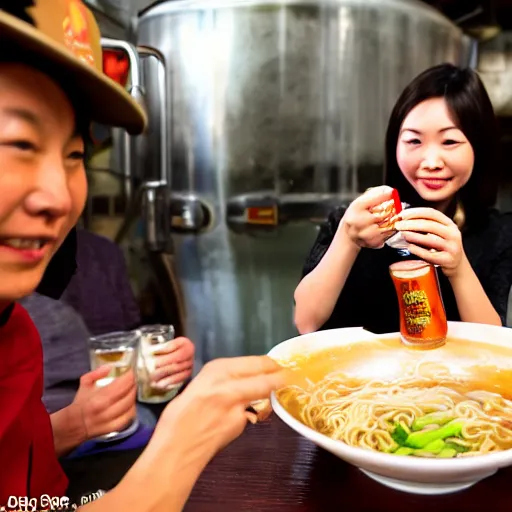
[63, 0, 94, 67]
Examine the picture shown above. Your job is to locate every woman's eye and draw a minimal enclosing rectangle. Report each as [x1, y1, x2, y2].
[68, 151, 85, 161]
[405, 139, 421, 146]
[443, 139, 460, 146]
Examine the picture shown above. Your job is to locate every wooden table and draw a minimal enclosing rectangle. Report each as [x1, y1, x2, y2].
[185, 416, 512, 511]
[64, 415, 512, 511]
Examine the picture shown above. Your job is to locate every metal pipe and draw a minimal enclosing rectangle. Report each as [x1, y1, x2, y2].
[100, 38, 145, 204]
[114, 185, 144, 244]
[137, 45, 169, 186]
[101, 37, 142, 88]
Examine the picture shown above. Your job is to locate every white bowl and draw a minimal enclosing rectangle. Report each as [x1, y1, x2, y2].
[268, 323, 512, 495]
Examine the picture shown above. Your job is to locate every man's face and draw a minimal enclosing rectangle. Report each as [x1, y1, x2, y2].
[0, 63, 87, 306]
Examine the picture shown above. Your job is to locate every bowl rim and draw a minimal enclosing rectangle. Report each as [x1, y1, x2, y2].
[269, 322, 512, 472]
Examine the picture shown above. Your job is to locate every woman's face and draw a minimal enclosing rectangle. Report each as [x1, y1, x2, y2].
[0, 63, 87, 306]
[396, 97, 474, 207]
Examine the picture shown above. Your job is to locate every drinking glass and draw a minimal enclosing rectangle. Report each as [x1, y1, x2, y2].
[136, 324, 183, 404]
[88, 331, 140, 440]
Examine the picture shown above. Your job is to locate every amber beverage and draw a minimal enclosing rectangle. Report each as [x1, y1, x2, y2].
[389, 260, 447, 349]
[136, 325, 182, 404]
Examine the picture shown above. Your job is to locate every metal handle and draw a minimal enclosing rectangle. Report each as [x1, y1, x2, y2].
[169, 193, 212, 234]
[101, 37, 143, 90]
[136, 47, 171, 251]
[226, 193, 278, 234]
[279, 193, 355, 224]
[100, 38, 145, 204]
[106, 42, 171, 252]
[142, 181, 172, 252]
[226, 192, 357, 233]
[137, 46, 169, 187]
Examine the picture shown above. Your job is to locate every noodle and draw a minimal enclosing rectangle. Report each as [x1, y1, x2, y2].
[276, 362, 512, 458]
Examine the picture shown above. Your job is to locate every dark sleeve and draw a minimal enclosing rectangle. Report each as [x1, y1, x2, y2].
[485, 246, 512, 325]
[302, 207, 345, 277]
[112, 247, 141, 330]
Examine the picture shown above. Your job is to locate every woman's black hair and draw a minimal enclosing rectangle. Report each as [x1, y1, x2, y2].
[384, 63, 499, 231]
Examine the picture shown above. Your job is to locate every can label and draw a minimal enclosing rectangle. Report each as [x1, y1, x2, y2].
[401, 282, 432, 335]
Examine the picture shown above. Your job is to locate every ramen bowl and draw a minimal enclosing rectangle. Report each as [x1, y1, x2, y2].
[269, 323, 512, 495]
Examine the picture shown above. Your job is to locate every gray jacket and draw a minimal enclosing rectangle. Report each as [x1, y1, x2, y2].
[20, 293, 91, 414]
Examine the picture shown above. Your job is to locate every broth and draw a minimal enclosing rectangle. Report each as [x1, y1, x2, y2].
[276, 337, 512, 458]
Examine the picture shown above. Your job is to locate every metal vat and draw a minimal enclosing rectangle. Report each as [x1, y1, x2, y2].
[129, 0, 472, 362]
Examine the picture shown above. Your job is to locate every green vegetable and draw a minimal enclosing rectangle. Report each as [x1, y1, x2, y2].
[412, 412, 455, 431]
[394, 447, 415, 456]
[445, 442, 470, 454]
[422, 439, 446, 454]
[391, 423, 409, 446]
[405, 420, 464, 449]
[438, 448, 457, 458]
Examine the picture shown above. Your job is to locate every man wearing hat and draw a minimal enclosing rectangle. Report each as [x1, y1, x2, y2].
[0, 1, 285, 509]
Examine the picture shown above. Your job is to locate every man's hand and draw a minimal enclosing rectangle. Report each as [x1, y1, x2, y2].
[52, 366, 137, 456]
[153, 356, 288, 461]
[74, 366, 137, 439]
[150, 337, 195, 388]
[78, 355, 288, 512]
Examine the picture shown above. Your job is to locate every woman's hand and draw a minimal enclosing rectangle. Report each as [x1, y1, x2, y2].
[395, 207, 465, 277]
[151, 337, 195, 388]
[293, 186, 395, 334]
[341, 186, 396, 249]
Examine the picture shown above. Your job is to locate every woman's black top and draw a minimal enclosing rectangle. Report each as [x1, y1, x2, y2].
[302, 208, 512, 332]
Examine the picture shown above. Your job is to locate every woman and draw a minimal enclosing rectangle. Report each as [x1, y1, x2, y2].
[0, 1, 285, 509]
[294, 63, 512, 335]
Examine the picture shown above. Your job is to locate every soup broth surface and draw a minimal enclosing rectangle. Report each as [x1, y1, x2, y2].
[276, 337, 512, 458]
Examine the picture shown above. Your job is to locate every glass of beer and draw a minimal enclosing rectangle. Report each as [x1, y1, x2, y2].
[136, 324, 183, 404]
[88, 331, 140, 440]
[389, 260, 448, 349]
[88, 331, 139, 386]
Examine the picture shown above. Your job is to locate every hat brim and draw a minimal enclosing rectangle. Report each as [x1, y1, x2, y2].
[0, 10, 147, 135]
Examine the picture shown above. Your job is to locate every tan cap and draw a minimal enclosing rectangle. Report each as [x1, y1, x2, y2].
[0, 0, 147, 135]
